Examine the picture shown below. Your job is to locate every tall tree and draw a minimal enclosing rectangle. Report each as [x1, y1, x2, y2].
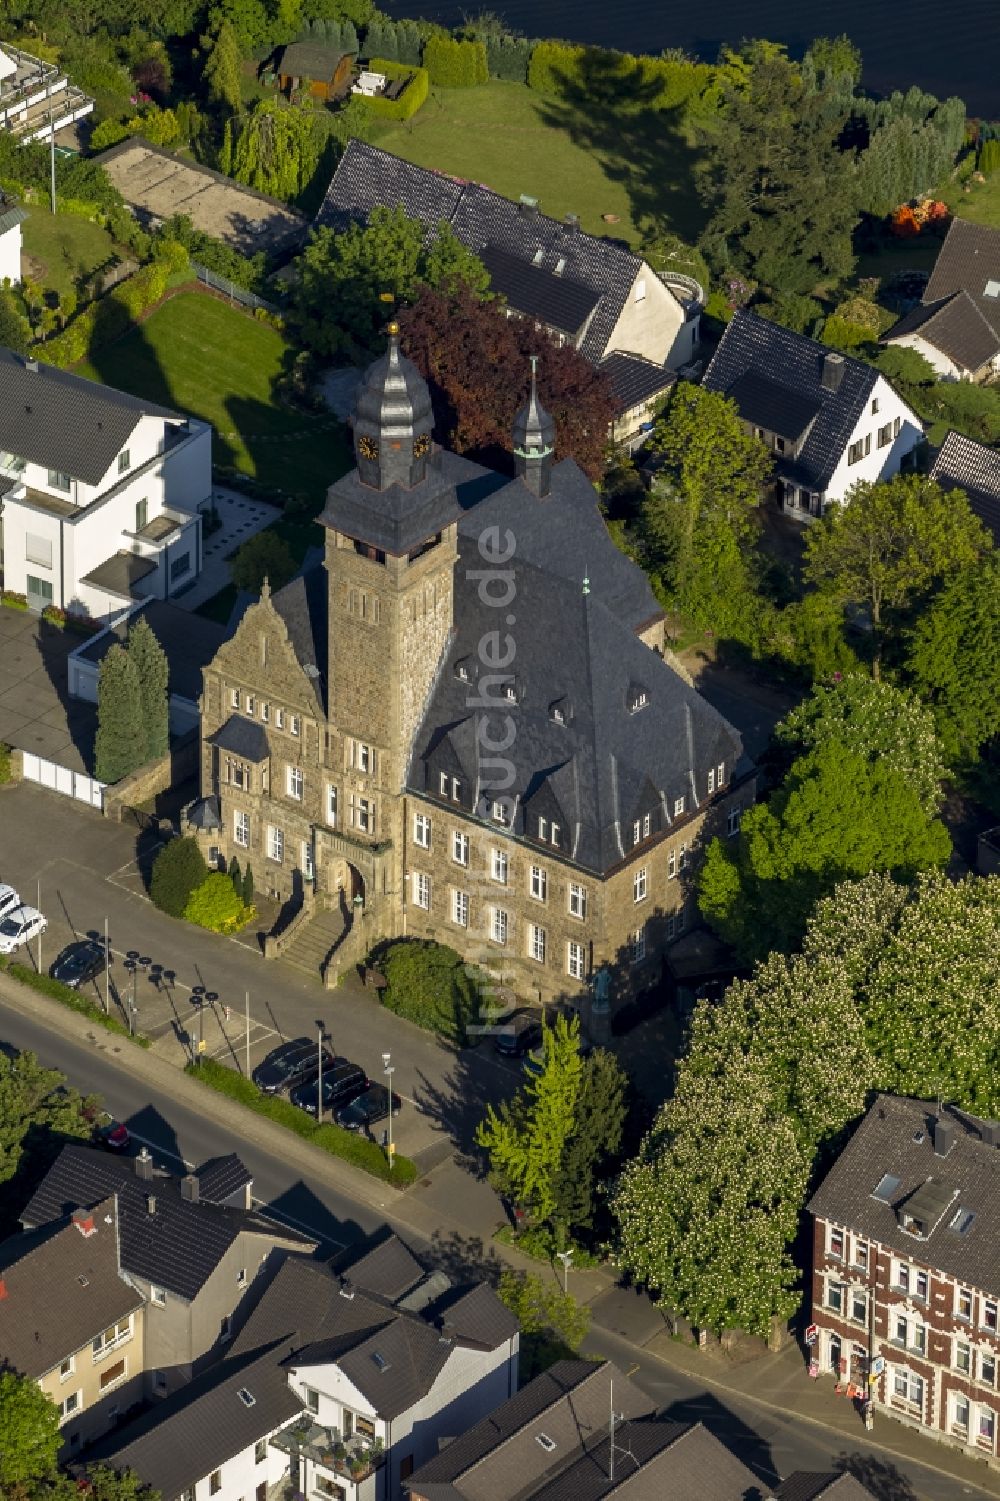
[127, 617, 169, 763]
[552, 1048, 627, 1237]
[0, 1371, 61, 1490]
[0, 1051, 98, 1204]
[803, 474, 990, 675]
[905, 552, 1000, 763]
[292, 206, 426, 355]
[94, 643, 146, 784]
[223, 98, 330, 202]
[201, 17, 243, 114]
[422, 222, 492, 298]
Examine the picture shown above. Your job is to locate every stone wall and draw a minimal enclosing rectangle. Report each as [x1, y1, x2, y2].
[103, 730, 200, 822]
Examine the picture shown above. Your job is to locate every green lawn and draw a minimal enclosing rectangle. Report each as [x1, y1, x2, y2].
[21, 205, 120, 298]
[76, 291, 350, 504]
[941, 171, 1000, 228]
[372, 79, 706, 248]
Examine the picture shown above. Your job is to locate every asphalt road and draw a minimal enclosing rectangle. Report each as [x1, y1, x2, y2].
[2, 998, 996, 1501]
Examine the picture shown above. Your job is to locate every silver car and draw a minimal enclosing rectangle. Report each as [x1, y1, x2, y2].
[0, 904, 47, 954]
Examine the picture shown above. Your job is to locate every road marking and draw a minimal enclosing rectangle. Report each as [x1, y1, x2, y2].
[626, 1363, 640, 1377]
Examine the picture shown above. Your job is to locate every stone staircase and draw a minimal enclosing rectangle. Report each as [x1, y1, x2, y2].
[278, 903, 347, 983]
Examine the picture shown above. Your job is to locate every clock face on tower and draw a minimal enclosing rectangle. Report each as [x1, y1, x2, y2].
[413, 433, 430, 459]
[358, 435, 379, 461]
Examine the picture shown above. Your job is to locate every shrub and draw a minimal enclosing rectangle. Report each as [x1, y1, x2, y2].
[187, 1057, 417, 1185]
[150, 837, 208, 919]
[527, 40, 710, 108]
[184, 873, 253, 933]
[498, 1270, 590, 1380]
[979, 139, 1000, 174]
[0, 743, 11, 783]
[821, 315, 876, 351]
[90, 117, 131, 151]
[423, 35, 488, 87]
[1, 959, 149, 1045]
[372, 938, 488, 1043]
[2, 590, 28, 610]
[485, 34, 533, 84]
[40, 261, 170, 369]
[365, 60, 429, 121]
[40, 604, 66, 629]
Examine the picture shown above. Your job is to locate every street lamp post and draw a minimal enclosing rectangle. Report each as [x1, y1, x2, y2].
[36, 878, 41, 973]
[103, 917, 110, 1015]
[317, 1026, 324, 1124]
[555, 1249, 573, 1296]
[382, 1051, 395, 1165]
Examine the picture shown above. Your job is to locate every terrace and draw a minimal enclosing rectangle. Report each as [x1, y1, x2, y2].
[270, 1414, 385, 1496]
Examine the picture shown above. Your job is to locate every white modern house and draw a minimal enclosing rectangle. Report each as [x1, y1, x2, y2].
[703, 310, 924, 521]
[0, 195, 25, 283]
[0, 348, 211, 619]
[0, 43, 94, 143]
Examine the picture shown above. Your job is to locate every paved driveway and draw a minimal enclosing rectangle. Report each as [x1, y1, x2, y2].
[0, 606, 96, 773]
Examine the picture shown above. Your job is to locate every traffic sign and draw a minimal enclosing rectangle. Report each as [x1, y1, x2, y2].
[870, 1356, 885, 1377]
[804, 1324, 818, 1346]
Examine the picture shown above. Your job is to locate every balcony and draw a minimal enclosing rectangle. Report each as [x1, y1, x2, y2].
[271, 1415, 385, 1489]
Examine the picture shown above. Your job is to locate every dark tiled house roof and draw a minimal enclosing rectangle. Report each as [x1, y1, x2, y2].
[924, 218, 1000, 340]
[885, 290, 1000, 375]
[317, 141, 674, 365]
[930, 428, 1000, 540]
[321, 447, 502, 559]
[0, 1196, 142, 1379]
[703, 311, 881, 493]
[196, 1153, 253, 1206]
[208, 713, 272, 762]
[20, 1145, 305, 1302]
[479, 244, 600, 340]
[0, 345, 181, 485]
[598, 352, 675, 414]
[776, 1474, 876, 1501]
[271, 559, 329, 714]
[808, 1094, 1000, 1291]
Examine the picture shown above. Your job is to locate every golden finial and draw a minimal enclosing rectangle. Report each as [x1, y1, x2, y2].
[387, 319, 400, 335]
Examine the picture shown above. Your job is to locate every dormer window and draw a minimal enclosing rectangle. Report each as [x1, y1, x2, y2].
[532, 248, 544, 266]
[455, 658, 472, 684]
[627, 684, 649, 714]
[673, 796, 685, 817]
[504, 683, 517, 702]
[549, 696, 571, 725]
[985, 280, 1000, 300]
[553, 706, 565, 723]
[492, 800, 507, 823]
[554, 257, 566, 275]
[707, 768, 715, 794]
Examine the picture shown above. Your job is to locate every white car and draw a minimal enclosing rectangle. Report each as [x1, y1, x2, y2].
[0, 905, 46, 954]
[0, 883, 21, 923]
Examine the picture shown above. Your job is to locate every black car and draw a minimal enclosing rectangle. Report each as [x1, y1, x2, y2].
[50, 939, 110, 990]
[492, 1009, 544, 1058]
[252, 1037, 335, 1095]
[290, 1059, 368, 1117]
[335, 1082, 401, 1134]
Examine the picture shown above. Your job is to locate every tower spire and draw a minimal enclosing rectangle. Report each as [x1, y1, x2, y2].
[512, 356, 555, 499]
[352, 320, 434, 491]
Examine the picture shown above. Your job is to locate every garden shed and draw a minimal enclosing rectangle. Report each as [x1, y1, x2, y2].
[276, 41, 355, 101]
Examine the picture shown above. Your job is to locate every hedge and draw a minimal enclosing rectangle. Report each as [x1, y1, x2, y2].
[39, 259, 174, 369]
[486, 35, 534, 84]
[370, 937, 488, 1044]
[0, 959, 150, 1046]
[365, 59, 429, 121]
[186, 1057, 418, 1186]
[423, 34, 488, 88]
[527, 39, 712, 110]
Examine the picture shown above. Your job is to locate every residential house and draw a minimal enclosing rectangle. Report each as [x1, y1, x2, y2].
[0, 42, 93, 143]
[405, 1356, 768, 1500]
[0, 191, 25, 283]
[276, 41, 355, 100]
[20, 1144, 314, 1402]
[808, 1093, 1000, 1465]
[775, 1477, 877, 1501]
[317, 141, 702, 432]
[702, 310, 923, 521]
[0, 1195, 144, 1455]
[189, 331, 754, 1003]
[929, 427, 1000, 542]
[884, 218, 1000, 381]
[0, 348, 211, 620]
[85, 1231, 520, 1501]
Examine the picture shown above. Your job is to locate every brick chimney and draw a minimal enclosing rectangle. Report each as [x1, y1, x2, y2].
[180, 1173, 199, 1203]
[134, 1147, 154, 1181]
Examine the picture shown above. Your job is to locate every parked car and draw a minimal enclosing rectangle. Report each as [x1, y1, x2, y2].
[252, 1037, 334, 1095]
[492, 1008, 543, 1058]
[290, 1059, 368, 1117]
[0, 905, 46, 955]
[50, 938, 110, 990]
[335, 1082, 400, 1134]
[99, 1120, 131, 1153]
[0, 884, 20, 923]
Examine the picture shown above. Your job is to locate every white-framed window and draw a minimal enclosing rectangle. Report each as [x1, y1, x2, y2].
[491, 848, 508, 884]
[892, 1312, 926, 1355]
[893, 1368, 924, 1408]
[287, 766, 303, 800]
[825, 1279, 844, 1315]
[261, 701, 270, 723]
[246, 694, 256, 716]
[982, 1351, 998, 1388]
[452, 830, 469, 866]
[490, 907, 509, 945]
[302, 841, 314, 882]
[877, 421, 893, 448]
[568, 883, 586, 919]
[828, 1225, 845, 1259]
[550, 821, 560, 846]
[538, 816, 548, 840]
[633, 867, 647, 903]
[707, 767, 715, 795]
[276, 707, 285, 730]
[267, 825, 284, 863]
[118, 448, 131, 473]
[679, 842, 689, 870]
[327, 784, 338, 827]
[99, 1356, 128, 1393]
[952, 1393, 971, 1437]
[349, 794, 371, 833]
[955, 1339, 973, 1375]
[984, 1298, 999, 1333]
[914, 1269, 929, 1301]
[412, 872, 430, 910]
[530, 865, 547, 901]
[48, 468, 72, 492]
[234, 810, 250, 848]
[727, 806, 742, 837]
[439, 771, 449, 795]
[666, 908, 685, 939]
[528, 924, 546, 963]
[978, 1406, 997, 1448]
[567, 941, 586, 980]
[92, 1317, 133, 1362]
[629, 926, 646, 963]
[958, 1286, 974, 1320]
[350, 739, 374, 773]
[717, 761, 725, 786]
[667, 848, 677, 879]
[290, 714, 300, 738]
[893, 415, 901, 438]
[632, 819, 641, 846]
[59, 1356, 75, 1381]
[452, 889, 469, 927]
[231, 688, 240, 709]
[209, 1471, 222, 1496]
[255, 1439, 268, 1465]
[492, 800, 508, 824]
[450, 775, 462, 802]
[851, 1237, 869, 1272]
[150, 1285, 166, 1308]
[673, 796, 685, 817]
[643, 812, 651, 838]
[413, 812, 432, 849]
[59, 1390, 81, 1422]
[850, 1288, 868, 1325]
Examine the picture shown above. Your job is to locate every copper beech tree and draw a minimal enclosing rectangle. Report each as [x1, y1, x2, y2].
[398, 283, 615, 481]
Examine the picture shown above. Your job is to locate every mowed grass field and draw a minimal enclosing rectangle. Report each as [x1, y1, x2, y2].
[21, 205, 120, 297]
[76, 290, 349, 503]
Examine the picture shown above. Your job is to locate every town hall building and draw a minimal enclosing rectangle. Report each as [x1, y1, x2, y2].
[190, 328, 754, 1002]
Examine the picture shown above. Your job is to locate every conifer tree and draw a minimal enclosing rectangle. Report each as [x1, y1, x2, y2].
[94, 644, 145, 784]
[127, 615, 169, 762]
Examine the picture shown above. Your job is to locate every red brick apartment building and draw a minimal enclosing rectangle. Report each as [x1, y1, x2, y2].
[808, 1093, 1000, 1465]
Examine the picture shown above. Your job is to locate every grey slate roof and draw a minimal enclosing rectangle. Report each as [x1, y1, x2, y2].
[271, 558, 328, 713]
[923, 217, 1000, 341]
[278, 40, 352, 78]
[808, 1094, 1000, 1292]
[74, 598, 228, 703]
[318, 141, 667, 365]
[598, 352, 675, 415]
[187, 794, 222, 831]
[479, 244, 600, 339]
[337, 1232, 426, 1302]
[930, 428, 1000, 541]
[20, 1144, 305, 1301]
[884, 290, 1000, 374]
[409, 515, 743, 876]
[0, 346, 181, 486]
[776, 1474, 876, 1501]
[79, 550, 158, 598]
[530, 1420, 763, 1501]
[197, 1153, 253, 1206]
[0, 199, 27, 238]
[321, 446, 504, 557]
[209, 713, 272, 762]
[703, 310, 881, 494]
[0, 1196, 142, 1379]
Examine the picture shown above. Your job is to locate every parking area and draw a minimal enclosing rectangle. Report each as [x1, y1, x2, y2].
[0, 606, 97, 773]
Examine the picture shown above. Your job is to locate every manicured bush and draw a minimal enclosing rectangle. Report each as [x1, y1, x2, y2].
[186, 1057, 417, 1185]
[372, 938, 488, 1043]
[40, 260, 170, 369]
[150, 836, 208, 919]
[486, 35, 534, 84]
[2, 591, 28, 610]
[184, 873, 253, 933]
[423, 35, 487, 88]
[1, 959, 149, 1046]
[365, 60, 429, 121]
[527, 40, 711, 109]
[979, 138, 1000, 174]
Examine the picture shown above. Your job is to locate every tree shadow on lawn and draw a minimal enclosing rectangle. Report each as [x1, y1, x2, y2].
[532, 51, 709, 245]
